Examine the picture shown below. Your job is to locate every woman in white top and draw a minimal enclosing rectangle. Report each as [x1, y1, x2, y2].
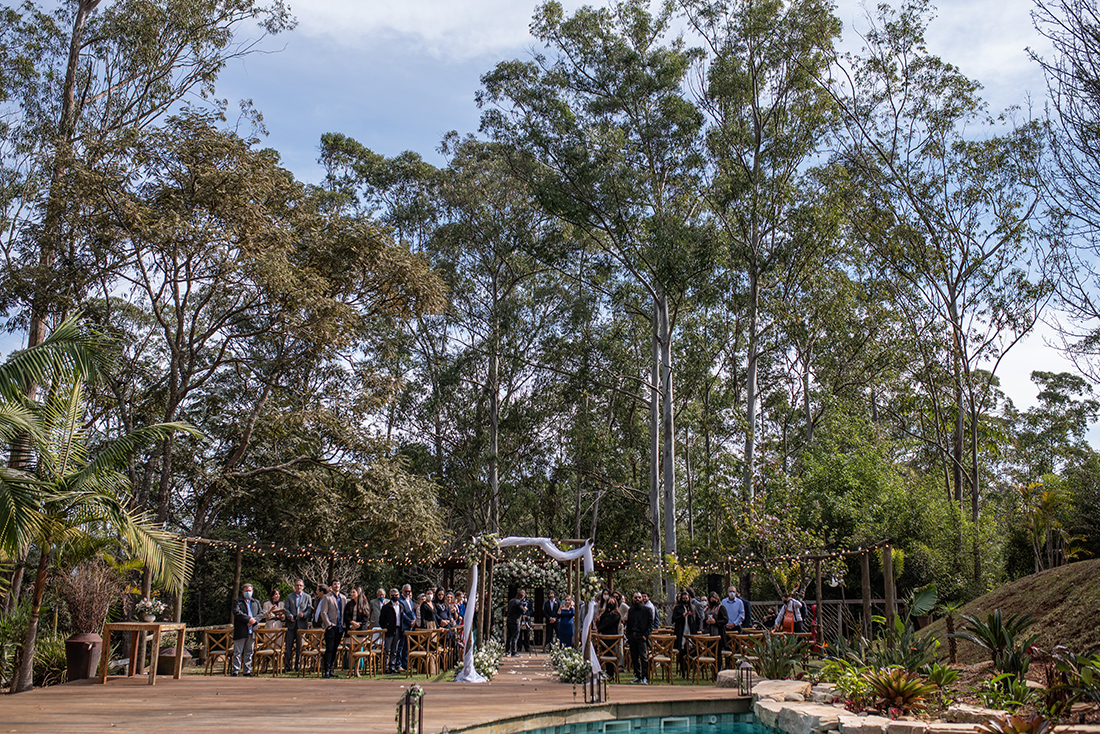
[262, 589, 285, 629]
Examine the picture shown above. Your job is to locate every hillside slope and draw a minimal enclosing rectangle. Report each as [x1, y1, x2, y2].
[921, 559, 1100, 664]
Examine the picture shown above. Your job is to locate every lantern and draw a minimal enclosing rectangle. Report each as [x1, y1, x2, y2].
[738, 660, 754, 697]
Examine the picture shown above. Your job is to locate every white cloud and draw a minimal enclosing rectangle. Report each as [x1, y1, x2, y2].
[291, 0, 549, 60]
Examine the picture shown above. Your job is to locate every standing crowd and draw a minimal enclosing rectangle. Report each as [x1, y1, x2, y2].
[228, 579, 810, 683]
[229, 580, 470, 677]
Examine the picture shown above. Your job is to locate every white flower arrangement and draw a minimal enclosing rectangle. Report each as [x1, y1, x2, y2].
[579, 574, 603, 603]
[493, 558, 566, 591]
[473, 637, 504, 681]
[548, 641, 589, 684]
[468, 533, 500, 562]
[135, 597, 167, 616]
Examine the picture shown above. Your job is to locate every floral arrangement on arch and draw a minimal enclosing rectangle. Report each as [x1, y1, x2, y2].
[493, 557, 566, 592]
[135, 597, 168, 616]
[467, 534, 500, 564]
[579, 574, 603, 603]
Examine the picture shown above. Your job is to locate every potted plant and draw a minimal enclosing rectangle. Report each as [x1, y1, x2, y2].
[135, 597, 168, 622]
[58, 559, 122, 681]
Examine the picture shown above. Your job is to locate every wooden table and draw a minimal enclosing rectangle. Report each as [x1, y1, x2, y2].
[99, 621, 187, 685]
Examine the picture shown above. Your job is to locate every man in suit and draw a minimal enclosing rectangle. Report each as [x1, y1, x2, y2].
[231, 583, 260, 677]
[315, 580, 348, 678]
[506, 589, 526, 656]
[368, 587, 385, 629]
[626, 591, 654, 685]
[283, 578, 312, 671]
[379, 588, 401, 673]
[398, 584, 417, 672]
[542, 590, 560, 652]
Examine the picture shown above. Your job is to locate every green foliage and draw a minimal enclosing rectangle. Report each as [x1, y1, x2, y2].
[974, 673, 1036, 711]
[952, 610, 1037, 673]
[863, 668, 937, 715]
[922, 661, 960, 690]
[976, 714, 1052, 734]
[819, 658, 874, 711]
[31, 634, 66, 689]
[1052, 646, 1100, 707]
[747, 631, 807, 680]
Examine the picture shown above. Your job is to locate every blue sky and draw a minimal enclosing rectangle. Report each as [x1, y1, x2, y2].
[210, 0, 1080, 428]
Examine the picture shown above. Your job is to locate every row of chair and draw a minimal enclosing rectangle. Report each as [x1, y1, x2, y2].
[202, 626, 461, 678]
[589, 629, 815, 684]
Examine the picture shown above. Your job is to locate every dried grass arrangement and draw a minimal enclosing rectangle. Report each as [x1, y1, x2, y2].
[59, 560, 123, 634]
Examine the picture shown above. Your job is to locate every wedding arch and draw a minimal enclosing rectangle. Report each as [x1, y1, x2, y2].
[455, 536, 601, 683]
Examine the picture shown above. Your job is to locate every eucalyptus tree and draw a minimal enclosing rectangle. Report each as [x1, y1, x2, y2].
[678, 0, 842, 502]
[828, 0, 1049, 583]
[0, 0, 294, 356]
[88, 112, 445, 556]
[1032, 0, 1100, 381]
[479, 0, 712, 560]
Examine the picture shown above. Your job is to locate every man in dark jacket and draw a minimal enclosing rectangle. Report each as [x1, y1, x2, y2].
[506, 589, 527, 656]
[231, 583, 260, 676]
[283, 578, 312, 671]
[543, 590, 560, 652]
[380, 588, 401, 673]
[626, 591, 654, 684]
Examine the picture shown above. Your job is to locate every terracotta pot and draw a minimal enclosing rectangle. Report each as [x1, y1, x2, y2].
[65, 632, 103, 681]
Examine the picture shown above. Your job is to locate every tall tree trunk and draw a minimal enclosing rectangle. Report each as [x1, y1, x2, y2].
[685, 432, 694, 540]
[12, 548, 50, 693]
[659, 291, 676, 605]
[743, 271, 760, 503]
[489, 271, 500, 534]
[969, 399, 981, 584]
[3, 548, 27, 614]
[649, 304, 661, 556]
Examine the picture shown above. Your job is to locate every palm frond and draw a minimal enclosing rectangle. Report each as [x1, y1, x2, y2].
[76, 422, 202, 486]
[0, 467, 44, 554]
[0, 315, 109, 402]
[0, 402, 43, 444]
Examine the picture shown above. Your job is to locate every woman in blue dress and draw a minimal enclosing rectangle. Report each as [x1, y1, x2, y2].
[558, 595, 576, 647]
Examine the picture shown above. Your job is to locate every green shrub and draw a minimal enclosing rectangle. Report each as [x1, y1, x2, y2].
[863, 667, 937, 715]
[32, 634, 67, 688]
[747, 632, 807, 680]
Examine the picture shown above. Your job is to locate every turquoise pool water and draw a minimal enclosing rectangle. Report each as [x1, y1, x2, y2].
[523, 713, 772, 734]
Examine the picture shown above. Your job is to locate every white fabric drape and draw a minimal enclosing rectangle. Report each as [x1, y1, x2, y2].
[455, 536, 601, 683]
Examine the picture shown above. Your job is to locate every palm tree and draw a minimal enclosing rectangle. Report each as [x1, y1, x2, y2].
[1, 317, 198, 693]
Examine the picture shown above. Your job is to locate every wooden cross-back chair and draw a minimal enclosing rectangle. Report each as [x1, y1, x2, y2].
[649, 634, 676, 684]
[297, 628, 324, 676]
[253, 628, 285, 676]
[405, 629, 437, 677]
[590, 633, 623, 682]
[686, 634, 720, 683]
[203, 628, 232, 675]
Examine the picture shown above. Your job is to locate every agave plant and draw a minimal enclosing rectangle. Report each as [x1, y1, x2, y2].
[976, 713, 1052, 734]
[863, 667, 937, 714]
[748, 631, 808, 680]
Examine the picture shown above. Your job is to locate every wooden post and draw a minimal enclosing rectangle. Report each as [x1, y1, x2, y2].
[883, 545, 895, 631]
[231, 546, 243, 603]
[481, 554, 493, 647]
[814, 558, 823, 643]
[860, 551, 872, 639]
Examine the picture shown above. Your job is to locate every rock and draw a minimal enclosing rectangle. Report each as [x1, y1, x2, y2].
[838, 714, 891, 734]
[813, 683, 839, 704]
[754, 700, 785, 729]
[926, 725, 983, 734]
[716, 670, 741, 689]
[944, 704, 1007, 724]
[885, 722, 927, 734]
[776, 704, 842, 734]
[753, 679, 813, 702]
[785, 693, 806, 702]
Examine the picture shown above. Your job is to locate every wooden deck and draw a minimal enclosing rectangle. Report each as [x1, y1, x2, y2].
[4, 653, 747, 733]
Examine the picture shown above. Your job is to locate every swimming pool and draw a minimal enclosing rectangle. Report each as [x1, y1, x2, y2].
[520, 712, 772, 734]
